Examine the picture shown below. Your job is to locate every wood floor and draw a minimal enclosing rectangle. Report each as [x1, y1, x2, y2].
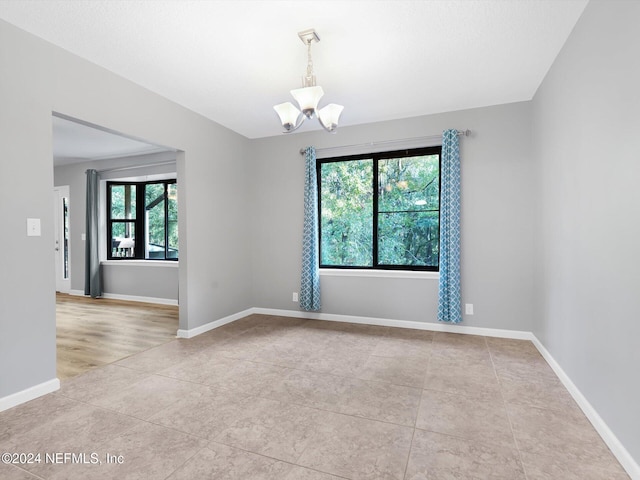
[56, 293, 178, 380]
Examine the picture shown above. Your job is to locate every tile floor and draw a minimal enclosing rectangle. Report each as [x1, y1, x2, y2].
[0, 314, 629, 479]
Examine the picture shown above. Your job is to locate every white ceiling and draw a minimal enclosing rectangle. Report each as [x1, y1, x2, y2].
[52, 115, 171, 166]
[1, 0, 588, 139]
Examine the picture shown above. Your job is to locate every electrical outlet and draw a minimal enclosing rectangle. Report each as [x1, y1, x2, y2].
[292, 292, 298, 302]
[465, 304, 474, 315]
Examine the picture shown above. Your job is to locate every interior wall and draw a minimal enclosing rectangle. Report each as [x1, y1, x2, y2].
[249, 102, 535, 332]
[0, 19, 252, 399]
[101, 264, 178, 302]
[54, 152, 179, 301]
[0, 21, 57, 397]
[532, 0, 640, 466]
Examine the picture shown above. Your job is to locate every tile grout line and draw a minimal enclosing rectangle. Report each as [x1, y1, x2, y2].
[402, 342, 433, 480]
[208, 439, 354, 480]
[403, 427, 418, 480]
[5, 463, 48, 480]
[487, 339, 531, 480]
[160, 445, 208, 480]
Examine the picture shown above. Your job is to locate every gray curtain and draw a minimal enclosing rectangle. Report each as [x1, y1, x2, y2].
[300, 146, 321, 311]
[84, 169, 102, 298]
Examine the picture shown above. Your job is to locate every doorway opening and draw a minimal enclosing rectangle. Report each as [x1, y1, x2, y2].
[52, 113, 181, 379]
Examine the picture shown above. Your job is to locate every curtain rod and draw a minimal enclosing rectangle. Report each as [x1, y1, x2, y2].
[299, 129, 471, 155]
[92, 160, 176, 174]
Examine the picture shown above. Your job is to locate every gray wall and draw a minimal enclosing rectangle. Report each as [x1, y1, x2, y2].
[54, 152, 179, 301]
[0, 21, 57, 396]
[250, 102, 536, 331]
[532, 0, 640, 464]
[0, 19, 251, 398]
[102, 264, 178, 302]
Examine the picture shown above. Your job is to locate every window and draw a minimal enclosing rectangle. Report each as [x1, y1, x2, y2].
[107, 180, 178, 260]
[318, 146, 441, 271]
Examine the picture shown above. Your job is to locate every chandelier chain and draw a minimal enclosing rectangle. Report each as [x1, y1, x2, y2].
[305, 40, 315, 87]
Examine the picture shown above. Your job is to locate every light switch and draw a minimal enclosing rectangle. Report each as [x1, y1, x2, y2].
[27, 218, 41, 237]
[81, 233, 86, 241]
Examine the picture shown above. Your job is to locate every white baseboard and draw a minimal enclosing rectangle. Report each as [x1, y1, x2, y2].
[176, 308, 255, 338]
[251, 307, 535, 340]
[68, 290, 178, 306]
[0, 378, 60, 413]
[531, 337, 640, 480]
[101, 293, 178, 306]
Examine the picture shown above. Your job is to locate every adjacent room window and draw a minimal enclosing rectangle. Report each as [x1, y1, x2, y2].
[106, 180, 178, 260]
[318, 146, 441, 271]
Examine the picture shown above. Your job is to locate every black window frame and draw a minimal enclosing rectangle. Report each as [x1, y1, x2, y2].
[106, 179, 178, 261]
[317, 145, 441, 272]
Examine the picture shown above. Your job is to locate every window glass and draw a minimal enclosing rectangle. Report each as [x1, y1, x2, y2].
[167, 183, 179, 258]
[110, 184, 136, 219]
[62, 197, 69, 278]
[111, 222, 136, 258]
[377, 154, 440, 267]
[145, 183, 166, 259]
[320, 159, 373, 267]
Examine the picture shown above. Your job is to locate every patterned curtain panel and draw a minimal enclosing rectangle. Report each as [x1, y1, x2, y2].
[84, 169, 103, 298]
[438, 129, 462, 323]
[300, 146, 321, 311]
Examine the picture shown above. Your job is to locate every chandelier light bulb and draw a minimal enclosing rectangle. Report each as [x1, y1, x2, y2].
[291, 86, 324, 119]
[273, 102, 303, 132]
[318, 104, 344, 133]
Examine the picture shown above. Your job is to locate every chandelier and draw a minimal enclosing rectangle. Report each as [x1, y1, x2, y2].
[273, 29, 344, 134]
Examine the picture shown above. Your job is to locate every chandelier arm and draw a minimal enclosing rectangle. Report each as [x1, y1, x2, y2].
[282, 115, 305, 134]
[317, 114, 338, 134]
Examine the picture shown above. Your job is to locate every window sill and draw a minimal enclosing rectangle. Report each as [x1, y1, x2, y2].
[319, 269, 438, 280]
[101, 260, 179, 268]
